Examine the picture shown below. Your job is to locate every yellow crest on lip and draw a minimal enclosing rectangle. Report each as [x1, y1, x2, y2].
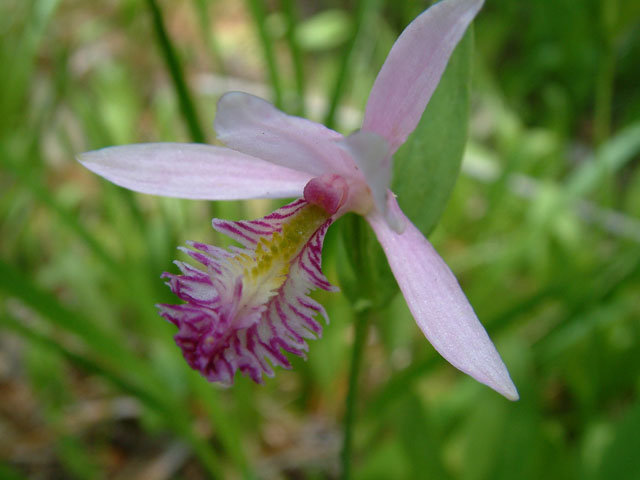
[225, 204, 329, 300]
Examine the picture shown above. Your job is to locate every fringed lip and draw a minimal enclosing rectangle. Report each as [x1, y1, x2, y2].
[158, 200, 337, 384]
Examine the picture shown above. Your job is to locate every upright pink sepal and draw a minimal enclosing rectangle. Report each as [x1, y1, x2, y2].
[367, 197, 518, 400]
[362, 0, 484, 152]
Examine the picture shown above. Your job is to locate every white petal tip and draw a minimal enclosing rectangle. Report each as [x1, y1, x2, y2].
[498, 383, 520, 401]
[470, 362, 520, 401]
[76, 151, 96, 166]
[481, 370, 519, 401]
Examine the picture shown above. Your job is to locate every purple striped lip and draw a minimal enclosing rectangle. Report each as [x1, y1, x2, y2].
[159, 199, 337, 385]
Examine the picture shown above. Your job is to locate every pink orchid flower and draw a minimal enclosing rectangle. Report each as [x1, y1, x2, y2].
[78, 0, 518, 400]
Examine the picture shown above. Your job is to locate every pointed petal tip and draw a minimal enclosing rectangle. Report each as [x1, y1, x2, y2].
[76, 150, 100, 170]
[451, 348, 519, 401]
[484, 374, 519, 401]
[504, 386, 520, 402]
[76, 151, 88, 163]
[75, 149, 113, 178]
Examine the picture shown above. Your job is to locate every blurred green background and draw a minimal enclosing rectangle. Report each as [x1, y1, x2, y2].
[2, 0, 640, 478]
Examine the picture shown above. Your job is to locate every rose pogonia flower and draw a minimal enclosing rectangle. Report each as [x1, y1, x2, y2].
[78, 0, 519, 400]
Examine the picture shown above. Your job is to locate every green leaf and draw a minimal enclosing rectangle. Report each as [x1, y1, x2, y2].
[244, 0, 284, 108]
[338, 214, 400, 308]
[356, 439, 408, 480]
[323, 0, 381, 129]
[462, 393, 547, 480]
[567, 121, 640, 197]
[393, 29, 472, 236]
[0, 0, 60, 133]
[144, 0, 206, 143]
[596, 400, 640, 480]
[396, 393, 450, 480]
[0, 463, 26, 480]
[296, 9, 351, 51]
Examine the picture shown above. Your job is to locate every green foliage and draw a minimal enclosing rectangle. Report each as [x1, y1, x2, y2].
[596, 399, 640, 480]
[296, 9, 352, 51]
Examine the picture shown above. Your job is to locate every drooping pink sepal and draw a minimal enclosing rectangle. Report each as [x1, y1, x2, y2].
[366, 197, 518, 400]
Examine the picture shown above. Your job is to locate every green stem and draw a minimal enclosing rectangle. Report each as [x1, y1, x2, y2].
[192, 0, 227, 75]
[594, 0, 618, 147]
[145, 0, 219, 227]
[593, 0, 618, 207]
[145, 0, 206, 143]
[245, 0, 284, 109]
[280, 0, 305, 115]
[593, 42, 615, 147]
[340, 215, 374, 479]
[341, 307, 370, 480]
[324, 0, 378, 129]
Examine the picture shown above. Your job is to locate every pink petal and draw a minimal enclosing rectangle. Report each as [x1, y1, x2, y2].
[214, 92, 353, 176]
[362, 0, 484, 152]
[78, 143, 312, 200]
[367, 197, 518, 400]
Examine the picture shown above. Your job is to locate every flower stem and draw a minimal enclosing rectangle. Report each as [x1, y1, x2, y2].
[340, 216, 373, 479]
[245, 0, 284, 109]
[341, 306, 369, 480]
[324, 0, 380, 129]
[340, 210, 371, 480]
[280, 0, 306, 116]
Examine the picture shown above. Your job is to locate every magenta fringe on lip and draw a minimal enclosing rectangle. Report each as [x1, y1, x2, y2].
[157, 200, 336, 385]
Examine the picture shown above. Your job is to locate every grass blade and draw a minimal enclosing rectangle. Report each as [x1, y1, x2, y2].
[244, 0, 284, 108]
[145, 0, 206, 143]
[323, 0, 380, 129]
[280, 0, 306, 115]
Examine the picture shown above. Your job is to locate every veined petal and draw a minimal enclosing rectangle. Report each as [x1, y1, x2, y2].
[78, 143, 312, 200]
[215, 92, 353, 176]
[362, 0, 484, 152]
[159, 199, 337, 384]
[367, 197, 518, 400]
